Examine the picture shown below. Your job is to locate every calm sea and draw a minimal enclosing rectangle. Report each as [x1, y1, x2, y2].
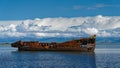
[0, 44, 120, 68]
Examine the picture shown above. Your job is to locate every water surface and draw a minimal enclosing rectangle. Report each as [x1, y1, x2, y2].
[0, 44, 120, 68]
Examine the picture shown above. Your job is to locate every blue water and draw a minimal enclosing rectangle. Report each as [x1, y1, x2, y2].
[0, 44, 120, 68]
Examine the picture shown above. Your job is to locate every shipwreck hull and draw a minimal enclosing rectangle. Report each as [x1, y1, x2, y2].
[18, 47, 94, 52]
[11, 35, 96, 52]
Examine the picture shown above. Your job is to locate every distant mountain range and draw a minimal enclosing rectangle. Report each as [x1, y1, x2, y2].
[0, 37, 119, 43]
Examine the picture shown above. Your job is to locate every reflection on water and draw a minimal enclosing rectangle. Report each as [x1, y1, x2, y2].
[1, 51, 96, 68]
[0, 46, 96, 68]
[0, 45, 120, 68]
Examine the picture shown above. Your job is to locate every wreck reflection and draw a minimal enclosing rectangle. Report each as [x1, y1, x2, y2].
[56, 51, 96, 68]
[11, 51, 96, 68]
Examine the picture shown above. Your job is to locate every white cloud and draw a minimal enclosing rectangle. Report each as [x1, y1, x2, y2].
[0, 20, 22, 25]
[0, 32, 26, 37]
[83, 28, 98, 35]
[95, 4, 105, 8]
[80, 4, 120, 10]
[0, 15, 120, 38]
[0, 24, 16, 32]
[73, 5, 83, 10]
[98, 31, 111, 37]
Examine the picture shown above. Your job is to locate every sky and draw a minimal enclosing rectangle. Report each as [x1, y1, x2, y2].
[0, 0, 120, 42]
[0, 0, 120, 20]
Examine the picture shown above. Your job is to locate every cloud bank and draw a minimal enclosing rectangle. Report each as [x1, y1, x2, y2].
[0, 15, 120, 38]
[73, 4, 120, 10]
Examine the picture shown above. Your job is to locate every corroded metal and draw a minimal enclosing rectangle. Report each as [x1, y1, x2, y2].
[11, 35, 96, 52]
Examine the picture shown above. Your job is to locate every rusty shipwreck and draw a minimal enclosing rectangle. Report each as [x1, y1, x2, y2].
[11, 35, 96, 52]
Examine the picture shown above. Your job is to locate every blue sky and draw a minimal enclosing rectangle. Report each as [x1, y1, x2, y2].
[0, 0, 120, 42]
[0, 0, 120, 20]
